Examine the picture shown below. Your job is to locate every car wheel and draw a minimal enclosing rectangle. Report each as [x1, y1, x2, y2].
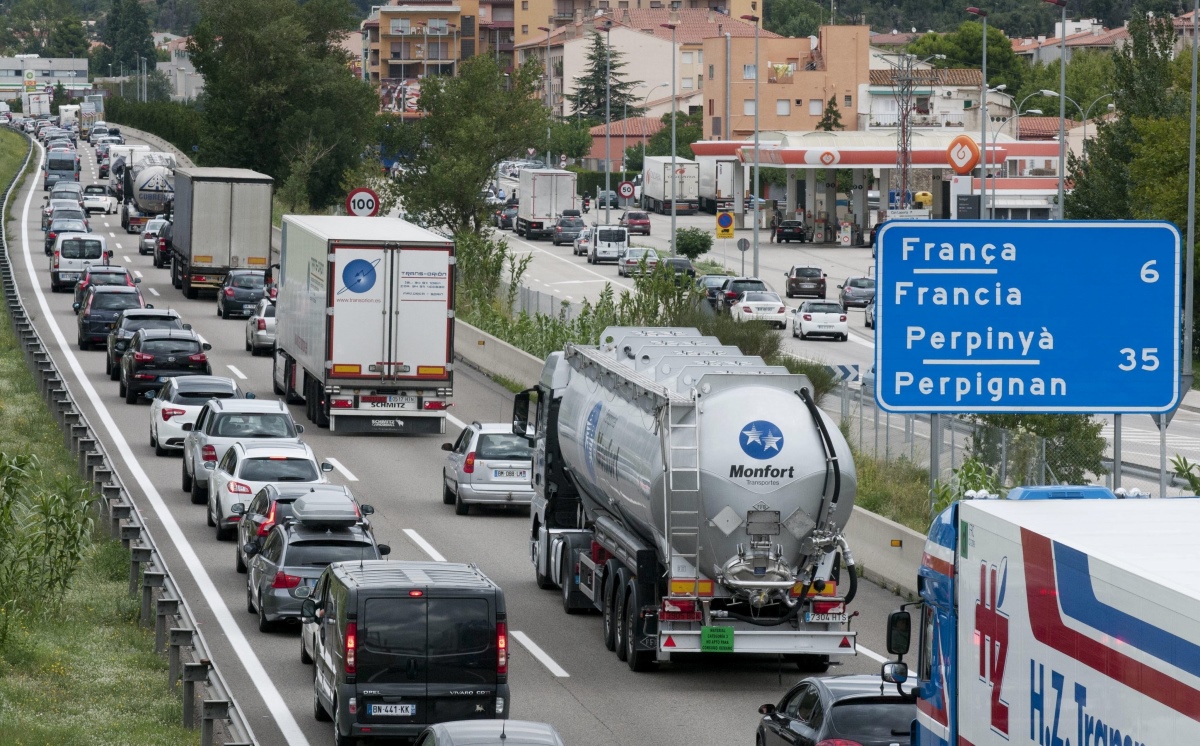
[442, 479, 455, 506]
[191, 472, 207, 505]
[109, 358, 121, 381]
[104, 354, 111, 376]
[624, 580, 653, 672]
[791, 323, 799, 338]
[216, 299, 223, 318]
[235, 546, 246, 573]
[246, 579, 256, 613]
[245, 336, 252, 352]
[313, 671, 331, 722]
[78, 336, 89, 351]
[800, 328, 808, 340]
[207, 495, 217, 527]
[181, 459, 193, 493]
[124, 380, 138, 405]
[257, 599, 274, 633]
[332, 698, 354, 746]
[118, 375, 127, 398]
[454, 489, 470, 516]
[300, 633, 313, 664]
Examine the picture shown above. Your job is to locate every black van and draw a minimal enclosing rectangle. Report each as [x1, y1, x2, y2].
[300, 561, 510, 744]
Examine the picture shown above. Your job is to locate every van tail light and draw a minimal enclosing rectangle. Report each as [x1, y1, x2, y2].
[187, 353, 208, 363]
[201, 445, 217, 463]
[53, 251, 61, 268]
[161, 407, 185, 421]
[660, 598, 702, 622]
[840, 315, 847, 322]
[345, 621, 358, 674]
[256, 318, 267, 330]
[228, 481, 252, 495]
[463, 452, 475, 474]
[224, 287, 235, 297]
[270, 571, 302, 589]
[496, 621, 508, 675]
[132, 351, 154, 362]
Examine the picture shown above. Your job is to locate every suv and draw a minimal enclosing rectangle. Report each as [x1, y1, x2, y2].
[716, 277, 769, 314]
[217, 269, 267, 319]
[207, 441, 332, 540]
[120, 329, 212, 404]
[105, 308, 187, 379]
[75, 264, 137, 310]
[838, 276, 876, 308]
[245, 494, 389, 632]
[661, 257, 695, 285]
[181, 399, 304, 505]
[441, 422, 534, 515]
[300, 561, 510, 742]
[76, 285, 147, 350]
[785, 266, 827, 299]
[148, 376, 247, 456]
[551, 215, 585, 246]
[233, 484, 374, 573]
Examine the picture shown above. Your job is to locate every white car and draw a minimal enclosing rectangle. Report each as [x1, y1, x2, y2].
[616, 247, 659, 277]
[791, 300, 849, 341]
[181, 398, 304, 505]
[205, 441, 332, 540]
[148, 376, 246, 455]
[731, 291, 789, 329]
[82, 184, 117, 214]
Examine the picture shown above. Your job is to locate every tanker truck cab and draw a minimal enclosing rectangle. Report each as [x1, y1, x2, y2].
[514, 326, 860, 673]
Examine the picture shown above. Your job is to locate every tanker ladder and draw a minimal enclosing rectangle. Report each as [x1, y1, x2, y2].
[663, 398, 704, 599]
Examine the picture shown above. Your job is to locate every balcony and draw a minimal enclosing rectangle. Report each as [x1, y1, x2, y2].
[767, 65, 795, 84]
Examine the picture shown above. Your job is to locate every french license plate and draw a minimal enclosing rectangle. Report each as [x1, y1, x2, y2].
[60, 273, 79, 281]
[306, 578, 318, 587]
[805, 612, 848, 623]
[818, 324, 834, 329]
[243, 304, 255, 312]
[493, 469, 528, 479]
[368, 396, 416, 409]
[369, 704, 414, 717]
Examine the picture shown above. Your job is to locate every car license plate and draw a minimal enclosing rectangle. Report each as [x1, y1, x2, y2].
[243, 304, 255, 311]
[493, 469, 528, 479]
[805, 612, 848, 623]
[819, 324, 833, 329]
[369, 704, 414, 717]
[60, 273, 79, 281]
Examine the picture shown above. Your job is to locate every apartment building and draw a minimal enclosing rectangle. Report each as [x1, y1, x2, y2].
[512, 0, 757, 46]
[362, 1, 481, 86]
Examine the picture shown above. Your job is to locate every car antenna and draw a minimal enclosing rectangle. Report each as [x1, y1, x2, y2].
[500, 720, 506, 741]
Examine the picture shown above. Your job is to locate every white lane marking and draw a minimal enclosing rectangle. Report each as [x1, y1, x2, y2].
[511, 631, 570, 677]
[325, 457, 358, 482]
[109, 231, 115, 237]
[403, 529, 446, 562]
[507, 233, 636, 291]
[446, 413, 466, 430]
[122, 255, 130, 263]
[148, 287, 160, 296]
[115, 242, 122, 249]
[857, 644, 888, 664]
[19, 143, 295, 745]
[226, 364, 247, 380]
[134, 270, 143, 278]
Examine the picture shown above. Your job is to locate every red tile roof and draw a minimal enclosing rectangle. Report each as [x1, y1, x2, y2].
[1019, 115, 1078, 140]
[869, 68, 982, 86]
[515, 9, 773, 48]
[1012, 26, 1128, 52]
[589, 116, 666, 138]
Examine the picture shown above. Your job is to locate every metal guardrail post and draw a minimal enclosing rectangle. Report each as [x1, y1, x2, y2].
[78, 440, 98, 477]
[182, 660, 211, 729]
[129, 544, 151, 594]
[93, 467, 113, 492]
[168, 628, 194, 691]
[62, 410, 81, 449]
[141, 570, 165, 626]
[155, 597, 180, 653]
[201, 700, 230, 746]
[110, 501, 132, 539]
[121, 522, 142, 550]
[70, 426, 90, 456]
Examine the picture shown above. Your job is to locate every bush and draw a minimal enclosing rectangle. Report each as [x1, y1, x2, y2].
[674, 227, 712, 260]
[106, 97, 203, 160]
[568, 168, 638, 199]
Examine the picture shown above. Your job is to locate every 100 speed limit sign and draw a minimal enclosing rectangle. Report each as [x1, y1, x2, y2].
[345, 187, 380, 217]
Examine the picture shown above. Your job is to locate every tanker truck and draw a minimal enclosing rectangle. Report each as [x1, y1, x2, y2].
[512, 327, 859, 671]
[117, 151, 175, 234]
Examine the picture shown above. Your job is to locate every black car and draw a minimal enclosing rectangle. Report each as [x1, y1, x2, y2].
[596, 190, 620, 208]
[756, 675, 915, 746]
[119, 328, 212, 404]
[105, 308, 187, 380]
[74, 265, 138, 310]
[716, 277, 770, 314]
[551, 215, 586, 246]
[153, 220, 173, 269]
[662, 257, 695, 284]
[217, 269, 267, 319]
[45, 216, 89, 255]
[774, 219, 806, 243]
[697, 274, 729, 307]
[75, 286, 148, 350]
[492, 206, 517, 230]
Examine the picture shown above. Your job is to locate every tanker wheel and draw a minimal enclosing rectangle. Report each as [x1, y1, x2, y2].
[601, 560, 620, 651]
[560, 544, 582, 615]
[613, 567, 632, 661]
[533, 531, 556, 590]
[623, 579, 654, 672]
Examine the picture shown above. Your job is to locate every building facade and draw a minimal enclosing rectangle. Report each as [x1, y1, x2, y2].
[362, 1, 481, 86]
[512, 0, 757, 46]
[0, 56, 90, 103]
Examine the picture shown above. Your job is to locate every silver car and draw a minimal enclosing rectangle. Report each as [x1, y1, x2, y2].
[441, 422, 534, 515]
[244, 299, 276, 355]
[181, 398, 304, 505]
[140, 219, 167, 255]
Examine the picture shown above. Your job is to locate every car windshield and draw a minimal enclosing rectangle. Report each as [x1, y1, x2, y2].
[744, 292, 781, 303]
[284, 541, 375, 567]
[476, 434, 533, 460]
[59, 238, 103, 259]
[91, 293, 141, 310]
[239, 457, 318, 482]
[124, 317, 181, 331]
[627, 249, 658, 260]
[666, 259, 691, 269]
[52, 210, 85, 223]
[141, 339, 200, 355]
[52, 220, 88, 234]
[729, 280, 766, 292]
[144, 220, 166, 233]
[172, 389, 237, 404]
[781, 221, 802, 227]
[84, 186, 106, 196]
[701, 276, 727, 288]
[793, 268, 822, 278]
[597, 229, 627, 243]
[849, 278, 875, 289]
[259, 304, 276, 318]
[626, 212, 648, 220]
[90, 272, 129, 285]
[231, 274, 264, 289]
[47, 154, 75, 170]
[559, 218, 584, 227]
[213, 413, 295, 438]
[829, 700, 913, 740]
[809, 303, 843, 314]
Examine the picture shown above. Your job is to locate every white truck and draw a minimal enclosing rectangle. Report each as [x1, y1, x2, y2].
[57, 104, 80, 130]
[513, 327, 859, 671]
[880, 488, 1200, 746]
[698, 158, 736, 214]
[641, 155, 699, 215]
[170, 167, 273, 299]
[272, 216, 454, 434]
[516, 168, 577, 240]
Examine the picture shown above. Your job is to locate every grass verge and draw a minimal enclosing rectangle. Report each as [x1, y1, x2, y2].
[0, 126, 197, 745]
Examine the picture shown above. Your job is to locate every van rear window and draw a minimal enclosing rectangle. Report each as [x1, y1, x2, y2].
[60, 239, 103, 259]
[597, 229, 627, 243]
[48, 155, 76, 171]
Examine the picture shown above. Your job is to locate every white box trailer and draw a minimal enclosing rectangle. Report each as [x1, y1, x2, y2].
[641, 155, 699, 215]
[170, 167, 273, 298]
[698, 158, 735, 214]
[516, 169, 577, 240]
[272, 216, 455, 435]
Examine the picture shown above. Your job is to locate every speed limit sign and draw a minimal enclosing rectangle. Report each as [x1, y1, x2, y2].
[617, 181, 635, 199]
[345, 187, 380, 217]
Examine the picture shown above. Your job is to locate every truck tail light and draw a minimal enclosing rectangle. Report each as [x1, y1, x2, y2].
[330, 397, 353, 409]
[660, 598, 702, 622]
[422, 400, 447, 410]
[162, 407, 185, 421]
[201, 445, 217, 463]
[812, 601, 845, 615]
[256, 318, 267, 330]
[463, 452, 475, 474]
[345, 622, 357, 674]
[271, 571, 301, 589]
[496, 621, 508, 674]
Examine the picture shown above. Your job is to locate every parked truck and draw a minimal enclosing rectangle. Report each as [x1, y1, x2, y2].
[169, 167, 273, 298]
[272, 215, 454, 434]
[642, 155, 699, 215]
[512, 327, 859, 671]
[118, 151, 175, 233]
[516, 168, 577, 240]
[698, 158, 736, 214]
[879, 488, 1200, 745]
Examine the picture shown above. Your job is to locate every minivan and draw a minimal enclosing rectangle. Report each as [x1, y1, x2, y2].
[44, 151, 79, 191]
[301, 561, 510, 743]
[586, 225, 628, 265]
[50, 233, 109, 292]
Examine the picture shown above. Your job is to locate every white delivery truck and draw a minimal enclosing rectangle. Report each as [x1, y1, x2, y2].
[698, 158, 736, 214]
[272, 216, 454, 434]
[170, 167, 273, 298]
[57, 104, 80, 130]
[880, 488, 1200, 746]
[641, 155, 699, 215]
[516, 168, 577, 240]
[23, 92, 50, 117]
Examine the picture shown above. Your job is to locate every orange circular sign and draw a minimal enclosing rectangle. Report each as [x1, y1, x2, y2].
[946, 135, 981, 175]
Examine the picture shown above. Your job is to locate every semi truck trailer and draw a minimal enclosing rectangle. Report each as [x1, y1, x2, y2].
[516, 169, 577, 240]
[642, 156, 699, 215]
[698, 158, 736, 214]
[118, 151, 174, 233]
[513, 327, 859, 671]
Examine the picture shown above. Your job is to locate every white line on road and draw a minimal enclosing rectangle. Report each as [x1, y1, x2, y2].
[548, 279, 607, 285]
[108, 231, 115, 237]
[325, 457, 359, 482]
[148, 287, 160, 296]
[403, 529, 446, 562]
[122, 255, 130, 263]
[446, 413, 466, 430]
[856, 644, 888, 664]
[511, 631, 570, 677]
[226, 365, 247, 380]
[115, 242, 122, 249]
[134, 270, 143, 278]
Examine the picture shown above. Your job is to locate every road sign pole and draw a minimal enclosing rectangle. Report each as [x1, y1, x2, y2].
[1113, 414, 1122, 489]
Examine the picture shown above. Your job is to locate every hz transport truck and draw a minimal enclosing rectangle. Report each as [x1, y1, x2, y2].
[169, 167, 273, 299]
[272, 215, 455, 434]
[516, 168, 577, 240]
[698, 158, 736, 214]
[642, 155, 699, 215]
[879, 488, 1200, 746]
[512, 327, 859, 671]
[118, 151, 174, 233]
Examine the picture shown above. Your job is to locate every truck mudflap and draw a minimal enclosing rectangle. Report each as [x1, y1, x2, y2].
[330, 411, 446, 435]
[656, 626, 856, 656]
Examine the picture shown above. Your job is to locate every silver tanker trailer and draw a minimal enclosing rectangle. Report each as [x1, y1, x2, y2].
[513, 327, 859, 671]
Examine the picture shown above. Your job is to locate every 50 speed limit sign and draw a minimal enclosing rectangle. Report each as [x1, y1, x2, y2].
[345, 187, 380, 217]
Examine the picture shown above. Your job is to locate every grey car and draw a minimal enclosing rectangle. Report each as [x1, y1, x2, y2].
[441, 422, 534, 515]
[139, 219, 168, 255]
[838, 276, 876, 308]
[244, 299, 276, 355]
[181, 398, 304, 505]
[551, 215, 586, 246]
[415, 721, 566, 746]
[864, 297, 875, 329]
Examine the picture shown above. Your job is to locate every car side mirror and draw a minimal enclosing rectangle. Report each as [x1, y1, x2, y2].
[245, 392, 256, 399]
[243, 542, 259, 556]
[837, 284, 844, 289]
[230, 503, 245, 515]
[299, 599, 317, 622]
[886, 610, 912, 655]
[72, 303, 80, 311]
[145, 304, 154, 309]
[377, 544, 391, 556]
[183, 323, 192, 330]
[758, 703, 776, 715]
[441, 442, 453, 451]
[360, 504, 375, 516]
[882, 661, 909, 685]
[182, 422, 193, 431]
[321, 462, 334, 473]
[143, 391, 155, 400]
[134, 277, 141, 283]
[295, 424, 304, 434]
[201, 343, 212, 351]
[203, 461, 215, 471]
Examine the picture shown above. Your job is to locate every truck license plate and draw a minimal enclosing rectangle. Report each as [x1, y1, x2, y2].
[804, 612, 848, 623]
[369, 396, 416, 409]
[369, 704, 415, 717]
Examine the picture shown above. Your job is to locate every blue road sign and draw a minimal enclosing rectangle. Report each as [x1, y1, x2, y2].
[717, 212, 733, 228]
[875, 220, 1180, 413]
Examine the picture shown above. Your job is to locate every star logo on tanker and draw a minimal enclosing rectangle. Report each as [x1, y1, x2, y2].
[739, 421, 784, 460]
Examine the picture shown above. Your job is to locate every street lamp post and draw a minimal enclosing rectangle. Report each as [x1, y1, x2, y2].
[741, 12, 761, 276]
[1042, 91, 1117, 156]
[967, 7, 988, 218]
[1042, 0, 1067, 218]
[661, 22, 678, 249]
[639, 82, 668, 161]
[1186, 0, 1198, 386]
[538, 26, 552, 169]
[448, 23, 458, 76]
[989, 107, 1041, 217]
[603, 21, 613, 224]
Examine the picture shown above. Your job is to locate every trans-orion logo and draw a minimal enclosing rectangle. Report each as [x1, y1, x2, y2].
[338, 258, 381, 295]
[739, 421, 784, 460]
[583, 402, 603, 480]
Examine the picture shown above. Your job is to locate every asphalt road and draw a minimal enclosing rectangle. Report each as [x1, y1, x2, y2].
[12, 137, 912, 746]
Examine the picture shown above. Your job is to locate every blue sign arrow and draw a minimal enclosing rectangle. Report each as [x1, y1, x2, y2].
[875, 220, 1180, 414]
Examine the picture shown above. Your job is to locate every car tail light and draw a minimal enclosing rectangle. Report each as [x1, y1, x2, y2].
[187, 353, 207, 363]
[270, 571, 301, 589]
[803, 314, 813, 321]
[161, 407, 185, 421]
[345, 621, 358, 674]
[201, 445, 217, 463]
[47, 231, 56, 242]
[464, 452, 475, 474]
[228, 481, 252, 495]
[158, 237, 166, 250]
[423, 400, 447, 410]
[660, 598, 702, 622]
[496, 621, 508, 674]
[725, 291, 737, 299]
[840, 315, 847, 322]
[257, 503, 278, 536]
[268, 286, 278, 299]
[132, 351, 153, 362]
[743, 306, 753, 313]
[127, 276, 137, 287]
[257, 318, 267, 330]
[777, 306, 786, 314]
[224, 287, 235, 297]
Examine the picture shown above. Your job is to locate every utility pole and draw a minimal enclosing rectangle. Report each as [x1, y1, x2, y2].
[603, 20, 613, 224]
[661, 18, 678, 250]
[882, 52, 944, 211]
[741, 9, 761, 276]
[967, 8, 989, 218]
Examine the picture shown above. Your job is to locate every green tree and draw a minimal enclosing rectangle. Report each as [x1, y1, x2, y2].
[392, 56, 551, 234]
[44, 17, 89, 59]
[549, 120, 593, 161]
[908, 21, 1025, 92]
[1013, 50, 1116, 126]
[673, 227, 712, 260]
[564, 32, 644, 124]
[763, 0, 822, 39]
[817, 95, 844, 131]
[967, 414, 1106, 486]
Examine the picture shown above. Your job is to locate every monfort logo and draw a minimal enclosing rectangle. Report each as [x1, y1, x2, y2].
[729, 464, 796, 479]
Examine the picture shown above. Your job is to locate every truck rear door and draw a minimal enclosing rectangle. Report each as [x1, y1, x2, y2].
[230, 181, 270, 270]
[191, 180, 231, 270]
